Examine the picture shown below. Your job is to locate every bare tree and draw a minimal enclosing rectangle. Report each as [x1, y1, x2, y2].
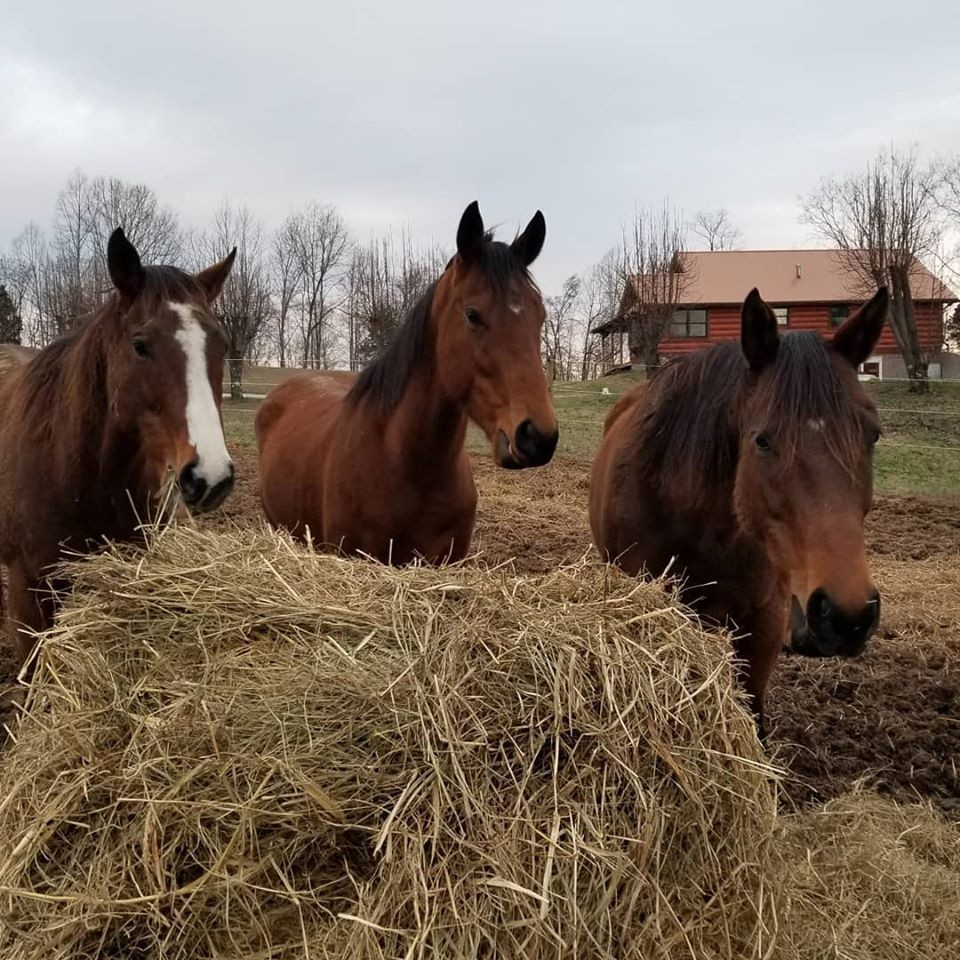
[691, 208, 742, 251]
[86, 175, 181, 291]
[621, 203, 692, 372]
[347, 230, 447, 368]
[0, 284, 21, 344]
[11, 223, 55, 344]
[196, 202, 270, 399]
[0, 250, 30, 340]
[802, 149, 944, 391]
[51, 170, 94, 327]
[578, 248, 624, 379]
[7, 172, 182, 344]
[285, 202, 350, 369]
[542, 274, 581, 380]
[270, 214, 305, 367]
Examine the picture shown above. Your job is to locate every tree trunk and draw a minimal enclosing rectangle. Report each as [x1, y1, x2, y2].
[228, 357, 244, 400]
[640, 343, 659, 376]
[889, 269, 928, 394]
[628, 317, 658, 375]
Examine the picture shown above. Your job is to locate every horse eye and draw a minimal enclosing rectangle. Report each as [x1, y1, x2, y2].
[465, 307, 483, 328]
[868, 428, 881, 447]
[132, 336, 151, 359]
[755, 433, 772, 454]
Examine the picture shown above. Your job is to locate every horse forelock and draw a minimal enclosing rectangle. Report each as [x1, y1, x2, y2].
[636, 333, 868, 509]
[348, 232, 538, 415]
[750, 332, 869, 471]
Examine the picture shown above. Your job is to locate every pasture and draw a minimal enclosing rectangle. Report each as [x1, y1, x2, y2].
[210, 370, 960, 814]
[1, 366, 959, 957]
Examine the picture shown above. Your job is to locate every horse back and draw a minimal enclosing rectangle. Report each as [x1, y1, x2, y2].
[0, 345, 38, 404]
[602, 381, 647, 435]
[256, 373, 356, 537]
[0, 344, 38, 372]
[590, 384, 648, 567]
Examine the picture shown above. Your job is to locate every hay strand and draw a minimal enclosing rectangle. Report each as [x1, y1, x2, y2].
[0, 524, 778, 959]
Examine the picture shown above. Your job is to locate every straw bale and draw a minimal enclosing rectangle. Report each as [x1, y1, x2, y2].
[0, 525, 779, 959]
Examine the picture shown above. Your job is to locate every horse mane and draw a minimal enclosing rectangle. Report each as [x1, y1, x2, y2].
[635, 332, 867, 506]
[347, 233, 536, 413]
[8, 265, 204, 425]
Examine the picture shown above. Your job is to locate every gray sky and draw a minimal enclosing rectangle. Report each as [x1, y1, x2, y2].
[2, 0, 959, 291]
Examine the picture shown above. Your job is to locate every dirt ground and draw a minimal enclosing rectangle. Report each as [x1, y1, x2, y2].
[3, 446, 960, 815]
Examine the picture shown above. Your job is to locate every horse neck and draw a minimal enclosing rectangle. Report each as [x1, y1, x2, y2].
[53, 309, 138, 492]
[382, 329, 468, 476]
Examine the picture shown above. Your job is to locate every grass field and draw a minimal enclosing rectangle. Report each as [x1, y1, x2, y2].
[223, 368, 960, 496]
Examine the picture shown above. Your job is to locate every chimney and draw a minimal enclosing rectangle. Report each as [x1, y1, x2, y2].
[795, 263, 802, 280]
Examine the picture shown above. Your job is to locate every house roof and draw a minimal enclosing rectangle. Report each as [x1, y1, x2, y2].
[633, 248, 954, 309]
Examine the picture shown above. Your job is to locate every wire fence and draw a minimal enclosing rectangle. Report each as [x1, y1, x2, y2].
[223, 361, 960, 459]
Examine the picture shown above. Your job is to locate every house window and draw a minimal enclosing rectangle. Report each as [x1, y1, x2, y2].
[773, 307, 789, 326]
[829, 305, 849, 327]
[669, 308, 707, 338]
[859, 360, 881, 379]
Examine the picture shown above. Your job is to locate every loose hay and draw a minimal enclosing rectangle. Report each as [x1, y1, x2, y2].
[777, 791, 960, 959]
[0, 525, 778, 959]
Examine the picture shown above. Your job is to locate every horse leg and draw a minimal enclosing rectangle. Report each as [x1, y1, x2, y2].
[732, 605, 787, 741]
[6, 563, 50, 672]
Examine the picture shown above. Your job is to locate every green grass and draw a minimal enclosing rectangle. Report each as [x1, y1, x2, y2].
[227, 368, 960, 496]
[865, 382, 960, 496]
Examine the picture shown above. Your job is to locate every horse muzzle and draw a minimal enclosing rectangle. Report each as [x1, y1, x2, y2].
[789, 588, 880, 658]
[179, 460, 236, 514]
[495, 420, 559, 470]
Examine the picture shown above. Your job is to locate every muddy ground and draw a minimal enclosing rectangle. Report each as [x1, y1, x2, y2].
[3, 447, 960, 814]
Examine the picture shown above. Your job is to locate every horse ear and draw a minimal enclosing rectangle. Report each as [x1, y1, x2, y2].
[107, 228, 145, 300]
[741, 287, 780, 372]
[512, 210, 546, 267]
[195, 248, 237, 303]
[831, 287, 889, 368]
[456, 201, 485, 264]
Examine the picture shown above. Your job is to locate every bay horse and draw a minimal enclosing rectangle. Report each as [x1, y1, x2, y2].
[256, 201, 558, 564]
[590, 287, 889, 735]
[0, 228, 237, 668]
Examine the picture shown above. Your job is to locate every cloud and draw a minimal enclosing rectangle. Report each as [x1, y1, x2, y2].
[2, 0, 959, 290]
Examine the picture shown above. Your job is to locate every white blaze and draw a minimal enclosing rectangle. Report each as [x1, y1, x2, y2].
[169, 301, 233, 486]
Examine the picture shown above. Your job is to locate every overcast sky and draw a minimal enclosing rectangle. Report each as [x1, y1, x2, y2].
[2, 0, 959, 291]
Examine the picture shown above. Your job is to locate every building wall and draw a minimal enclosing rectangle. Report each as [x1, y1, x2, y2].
[658, 301, 944, 356]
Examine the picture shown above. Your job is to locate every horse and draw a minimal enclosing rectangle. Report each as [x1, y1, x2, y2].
[256, 201, 559, 564]
[589, 286, 889, 735]
[0, 228, 237, 668]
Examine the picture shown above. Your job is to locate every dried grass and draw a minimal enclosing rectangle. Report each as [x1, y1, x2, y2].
[0, 525, 779, 959]
[777, 790, 960, 959]
[870, 554, 960, 656]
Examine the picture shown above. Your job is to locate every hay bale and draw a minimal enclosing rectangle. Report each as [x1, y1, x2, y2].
[0, 525, 778, 959]
[776, 791, 960, 959]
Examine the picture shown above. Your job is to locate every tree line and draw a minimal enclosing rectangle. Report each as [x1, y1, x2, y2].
[2, 150, 960, 395]
[0, 172, 451, 398]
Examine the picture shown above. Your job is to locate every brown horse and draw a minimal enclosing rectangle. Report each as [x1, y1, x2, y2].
[256, 201, 558, 564]
[590, 287, 889, 734]
[0, 228, 237, 667]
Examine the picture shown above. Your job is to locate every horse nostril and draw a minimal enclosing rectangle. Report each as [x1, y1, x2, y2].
[819, 594, 833, 621]
[514, 419, 559, 466]
[178, 461, 207, 505]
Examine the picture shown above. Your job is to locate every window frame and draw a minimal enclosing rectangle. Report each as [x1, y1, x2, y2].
[773, 307, 789, 326]
[668, 308, 709, 339]
[829, 305, 850, 328]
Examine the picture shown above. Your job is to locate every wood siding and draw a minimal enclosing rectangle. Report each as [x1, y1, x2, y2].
[658, 301, 945, 357]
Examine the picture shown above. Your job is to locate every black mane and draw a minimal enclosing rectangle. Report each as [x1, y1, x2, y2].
[635, 332, 867, 505]
[347, 234, 535, 413]
[10, 264, 207, 421]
